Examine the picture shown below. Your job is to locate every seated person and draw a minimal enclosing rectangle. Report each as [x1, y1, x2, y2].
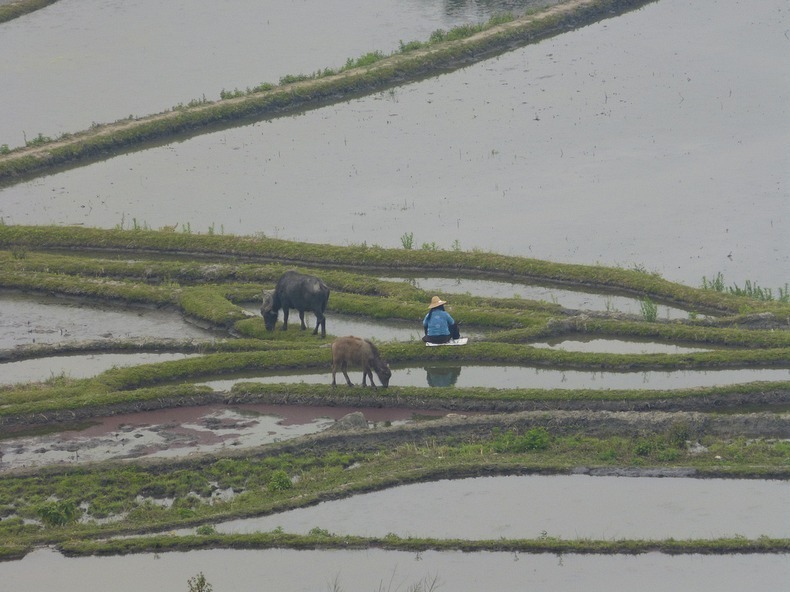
[422, 296, 461, 344]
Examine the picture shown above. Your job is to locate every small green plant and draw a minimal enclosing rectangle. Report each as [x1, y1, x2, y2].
[492, 427, 550, 453]
[639, 296, 658, 322]
[268, 470, 293, 492]
[308, 526, 332, 537]
[702, 272, 787, 301]
[420, 241, 438, 251]
[25, 132, 52, 147]
[0, 144, 10, 154]
[37, 500, 80, 527]
[399, 39, 424, 52]
[187, 572, 213, 592]
[400, 232, 414, 250]
[196, 524, 216, 536]
[701, 272, 726, 292]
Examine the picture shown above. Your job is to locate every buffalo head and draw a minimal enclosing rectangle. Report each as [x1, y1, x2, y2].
[261, 289, 278, 331]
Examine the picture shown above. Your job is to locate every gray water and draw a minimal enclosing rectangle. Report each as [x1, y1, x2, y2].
[1, 547, 787, 592]
[0, 292, 217, 349]
[1, 0, 787, 289]
[213, 474, 790, 540]
[0, 0, 557, 147]
[204, 365, 790, 391]
[0, 352, 200, 385]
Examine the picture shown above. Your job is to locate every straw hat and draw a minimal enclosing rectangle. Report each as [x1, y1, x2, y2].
[428, 296, 447, 309]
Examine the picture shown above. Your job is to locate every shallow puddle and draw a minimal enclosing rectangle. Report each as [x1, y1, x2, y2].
[211, 474, 790, 540]
[204, 365, 790, 391]
[1, 547, 787, 592]
[0, 403, 445, 471]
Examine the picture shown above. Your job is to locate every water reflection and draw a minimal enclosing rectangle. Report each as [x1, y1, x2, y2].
[204, 366, 790, 391]
[425, 365, 462, 386]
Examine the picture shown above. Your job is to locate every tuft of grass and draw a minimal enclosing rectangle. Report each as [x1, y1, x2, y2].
[639, 296, 658, 322]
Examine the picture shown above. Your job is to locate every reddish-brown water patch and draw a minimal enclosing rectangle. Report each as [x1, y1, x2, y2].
[0, 403, 447, 471]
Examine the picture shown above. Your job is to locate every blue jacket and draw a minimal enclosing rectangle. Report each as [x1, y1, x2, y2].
[423, 309, 455, 336]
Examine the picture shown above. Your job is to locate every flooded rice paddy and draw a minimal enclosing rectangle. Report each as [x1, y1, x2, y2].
[1, 547, 788, 592]
[0, 0, 559, 147]
[0, 352, 201, 386]
[382, 276, 696, 319]
[210, 474, 790, 540]
[1, 0, 787, 288]
[0, 291, 217, 350]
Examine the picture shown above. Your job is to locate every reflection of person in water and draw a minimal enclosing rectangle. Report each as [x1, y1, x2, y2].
[425, 366, 462, 387]
[422, 296, 461, 344]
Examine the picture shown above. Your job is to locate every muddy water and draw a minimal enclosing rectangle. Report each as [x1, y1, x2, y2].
[205, 365, 790, 391]
[1, 547, 788, 592]
[213, 474, 790, 540]
[0, 0, 557, 146]
[1, 0, 786, 288]
[0, 403, 445, 471]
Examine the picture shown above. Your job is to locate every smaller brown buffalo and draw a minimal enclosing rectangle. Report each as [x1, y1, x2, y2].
[331, 335, 391, 388]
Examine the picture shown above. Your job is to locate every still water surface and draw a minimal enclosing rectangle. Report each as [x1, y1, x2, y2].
[0, 0, 556, 146]
[212, 474, 790, 540]
[1, 546, 787, 592]
[205, 366, 790, 390]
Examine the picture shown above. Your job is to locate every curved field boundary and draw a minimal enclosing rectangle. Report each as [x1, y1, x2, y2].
[3, 225, 789, 318]
[0, 0, 657, 183]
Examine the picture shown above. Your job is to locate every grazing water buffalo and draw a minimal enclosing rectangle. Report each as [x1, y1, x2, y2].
[331, 335, 391, 388]
[261, 270, 330, 338]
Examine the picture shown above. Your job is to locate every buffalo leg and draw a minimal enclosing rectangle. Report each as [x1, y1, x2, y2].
[281, 308, 289, 331]
[341, 362, 354, 386]
[298, 310, 307, 330]
[313, 313, 326, 337]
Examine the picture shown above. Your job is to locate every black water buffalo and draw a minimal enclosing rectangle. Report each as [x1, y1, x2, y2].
[261, 270, 330, 337]
[331, 335, 391, 388]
